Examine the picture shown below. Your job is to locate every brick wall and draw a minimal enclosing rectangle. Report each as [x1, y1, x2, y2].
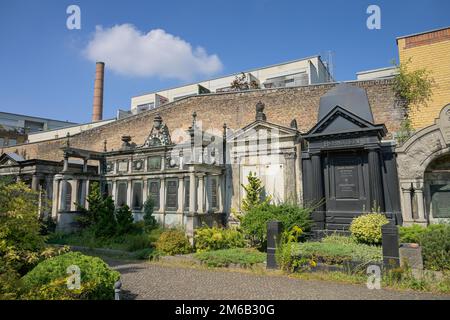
[1, 79, 403, 162]
[398, 27, 450, 129]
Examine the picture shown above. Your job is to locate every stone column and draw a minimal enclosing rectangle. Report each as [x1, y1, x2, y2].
[186, 170, 197, 243]
[414, 182, 427, 225]
[112, 180, 117, 201]
[45, 175, 53, 200]
[401, 183, 414, 224]
[142, 179, 148, 204]
[70, 180, 77, 211]
[295, 144, 303, 205]
[198, 174, 205, 214]
[177, 177, 184, 214]
[159, 177, 166, 213]
[31, 174, 40, 191]
[52, 176, 60, 218]
[218, 175, 224, 213]
[368, 147, 385, 211]
[311, 151, 325, 230]
[126, 179, 132, 208]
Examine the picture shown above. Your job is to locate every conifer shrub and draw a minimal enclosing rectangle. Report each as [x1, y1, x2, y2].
[194, 225, 246, 252]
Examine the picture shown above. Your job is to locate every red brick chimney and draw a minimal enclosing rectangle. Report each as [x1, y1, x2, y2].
[92, 62, 105, 122]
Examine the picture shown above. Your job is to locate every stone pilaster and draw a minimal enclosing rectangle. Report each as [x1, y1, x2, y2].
[368, 147, 384, 211]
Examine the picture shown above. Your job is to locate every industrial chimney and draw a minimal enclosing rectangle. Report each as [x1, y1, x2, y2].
[91, 62, 105, 122]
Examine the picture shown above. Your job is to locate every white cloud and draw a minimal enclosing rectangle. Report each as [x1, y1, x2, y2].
[83, 24, 223, 80]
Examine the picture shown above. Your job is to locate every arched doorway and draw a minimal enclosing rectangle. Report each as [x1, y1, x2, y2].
[396, 103, 450, 225]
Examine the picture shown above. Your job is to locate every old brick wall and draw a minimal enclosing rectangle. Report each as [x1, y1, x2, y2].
[2, 79, 403, 161]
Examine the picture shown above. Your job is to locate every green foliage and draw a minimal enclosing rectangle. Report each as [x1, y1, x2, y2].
[419, 224, 450, 271]
[396, 118, 415, 145]
[240, 172, 271, 213]
[393, 58, 435, 110]
[143, 197, 158, 231]
[0, 181, 61, 299]
[399, 224, 427, 243]
[276, 226, 309, 272]
[230, 72, 260, 91]
[194, 225, 246, 252]
[22, 252, 120, 300]
[194, 248, 265, 267]
[350, 213, 389, 245]
[155, 229, 192, 255]
[291, 235, 382, 266]
[115, 205, 134, 235]
[23, 277, 98, 300]
[240, 203, 312, 249]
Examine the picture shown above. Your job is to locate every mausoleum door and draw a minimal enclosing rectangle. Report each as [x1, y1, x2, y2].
[323, 150, 369, 222]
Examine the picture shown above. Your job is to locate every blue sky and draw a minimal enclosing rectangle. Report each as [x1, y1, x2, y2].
[0, 0, 449, 124]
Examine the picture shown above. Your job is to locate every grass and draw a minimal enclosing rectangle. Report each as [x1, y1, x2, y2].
[47, 227, 163, 253]
[194, 248, 266, 268]
[291, 235, 382, 265]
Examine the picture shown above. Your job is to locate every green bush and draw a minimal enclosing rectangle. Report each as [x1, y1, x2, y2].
[240, 203, 312, 249]
[194, 248, 265, 267]
[350, 213, 389, 245]
[115, 205, 134, 235]
[278, 235, 382, 272]
[419, 224, 450, 271]
[194, 225, 246, 252]
[143, 197, 158, 231]
[22, 252, 120, 300]
[399, 224, 427, 243]
[155, 229, 192, 255]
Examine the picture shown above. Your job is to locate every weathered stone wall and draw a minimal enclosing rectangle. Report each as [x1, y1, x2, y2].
[2, 79, 403, 161]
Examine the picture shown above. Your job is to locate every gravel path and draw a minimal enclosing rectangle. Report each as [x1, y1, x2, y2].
[108, 260, 450, 300]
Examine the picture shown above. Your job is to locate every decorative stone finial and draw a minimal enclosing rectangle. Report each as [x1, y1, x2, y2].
[192, 111, 197, 126]
[153, 113, 163, 130]
[255, 101, 266, 121]
[290, 119, 298, 130]
[103, 139, 107, 152]
[143, 114, 171, 147]
[66, 132, 71, 147]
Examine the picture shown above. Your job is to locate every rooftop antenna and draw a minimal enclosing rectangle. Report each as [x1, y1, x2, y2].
[326, 50, 334, 82]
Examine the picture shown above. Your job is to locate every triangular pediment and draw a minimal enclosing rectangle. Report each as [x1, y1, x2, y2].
[306, 105, 384, 137]
[228, 120, 299, 142]
[0, 153, 24, 167]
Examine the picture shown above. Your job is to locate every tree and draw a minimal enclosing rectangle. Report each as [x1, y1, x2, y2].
[393, 58, 435, 110]
[392, 58, 435, 145]
[94, 196, 117, 237]
[115, 205, 134, 235]
[230, 72, 260, 91]
[240, 172, 271, 213]
[143, 197, 157, 231]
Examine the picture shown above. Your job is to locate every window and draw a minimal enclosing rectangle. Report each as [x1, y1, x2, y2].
[116, 181, 128, 207]
[63, 181, 72, 211]
[132, 181, 143, 210]
[148, 156, 161, 171]
[8, 139, 17, 146]
[166, 179, 178, 211]
[148, 180, 160, 210]
[210, 177, 218, 210]
[184, 177, 190, 211]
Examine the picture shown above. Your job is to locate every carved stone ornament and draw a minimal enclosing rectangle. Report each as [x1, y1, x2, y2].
[143, 114, 171, 147]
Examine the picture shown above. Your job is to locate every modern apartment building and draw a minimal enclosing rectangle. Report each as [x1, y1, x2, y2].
[0, 112, 77, 147]
[129, 55, 332, 114]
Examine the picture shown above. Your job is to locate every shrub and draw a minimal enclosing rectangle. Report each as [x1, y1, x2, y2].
[143, 197, 158, 231]
[240, 203, 312, 249]
[155, 229, 192, 255]
[291, 237, 382, 266]
[194, 248, 265, 268]
[419, 224, 450, 271]
[350, 213, 389, 245]
[115, 205, 134, 235]
[22, 252, 120, 300]
[399, 224, 427, 243]
[194, 225, 246, 252]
